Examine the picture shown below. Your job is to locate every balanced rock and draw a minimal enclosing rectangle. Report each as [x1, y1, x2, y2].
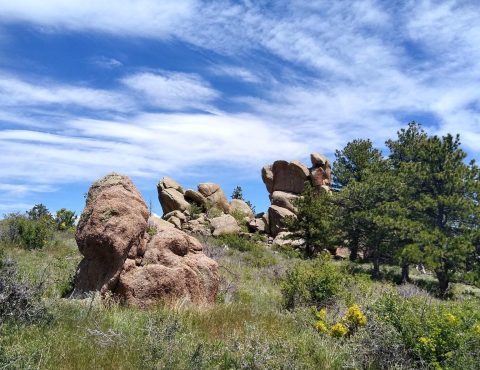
[73, 173, 219, 307]
[271, 160, 309, 194]
[198, 183, 230, 213]
[157, 177, 190, 214]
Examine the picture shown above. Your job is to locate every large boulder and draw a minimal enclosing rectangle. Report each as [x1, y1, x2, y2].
[73, 174, 219, 307]
[74, 173, 149, 294]
[272, 160, 309, 194]
[158, 176, 184, 193]
[198, 183, 230, 213]
[271, 191, 299, 213]
[184, 189, 207, 208]
[158, 187, 190, 214]
[268, 205, 295, 237]
[210, 214, 241, 236]
[115, 224, 219, 307]
[229, 199, 254, 219]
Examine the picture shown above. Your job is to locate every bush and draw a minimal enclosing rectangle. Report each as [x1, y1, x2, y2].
[374, 293, 480, 369]
[1, 213, 54, 250]
[281, 254, 347, 309]
[55, 208, 77, 231]
[0, 252, 48, 324]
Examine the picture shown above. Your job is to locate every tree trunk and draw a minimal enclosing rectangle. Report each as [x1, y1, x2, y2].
[400, 263, 410, 284]
[436, 270, 450, 298]
[372, 255, 380, 280]
[349, 234, 359, 261]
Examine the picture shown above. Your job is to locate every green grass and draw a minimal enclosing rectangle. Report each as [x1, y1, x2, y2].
[0, 232, 479, 369]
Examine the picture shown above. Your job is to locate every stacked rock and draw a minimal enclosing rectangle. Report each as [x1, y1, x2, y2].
[258, 153, 332, 238]
[157, 178, 254, 236]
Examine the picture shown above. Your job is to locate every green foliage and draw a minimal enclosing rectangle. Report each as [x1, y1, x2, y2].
[281, 254, 347, 309]
[285, 182, 337, 257]
[55, 208, 77, 231]
[375, 293, 480, 369]
[1, 212, 54, 250]
[27, 203, 51, 221]
[205, 200, 223, 218]
[188, 203, 203, 219]
[333, 139, 383, 188]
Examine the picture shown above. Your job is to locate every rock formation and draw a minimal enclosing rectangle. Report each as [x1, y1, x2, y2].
[156, 177, 254, 236]
[260, 152, 332, 237]
[73, 173, 219, 307]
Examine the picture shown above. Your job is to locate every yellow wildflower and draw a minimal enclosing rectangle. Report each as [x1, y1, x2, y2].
[344, 304, 367, 327]
[445, 313, 458, 325]
[315, 320, 328, 333]
[330, 322, 348, 338]
[418, 336, 436, 352]
[473, 324, 480, 335]
[315, 308, 327, 321]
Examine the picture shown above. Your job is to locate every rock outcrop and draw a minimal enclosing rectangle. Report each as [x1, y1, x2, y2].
[261, 153, 332, 237]
[156, 178, 254, 236]
[73, 173, 219, 307]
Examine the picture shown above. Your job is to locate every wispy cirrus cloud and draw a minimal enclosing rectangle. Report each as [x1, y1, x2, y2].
[2, 0, 480, 215]
[121, 72, 219, 111]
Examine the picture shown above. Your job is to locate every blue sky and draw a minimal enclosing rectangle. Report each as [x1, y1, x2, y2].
[1, 0, 480, 217]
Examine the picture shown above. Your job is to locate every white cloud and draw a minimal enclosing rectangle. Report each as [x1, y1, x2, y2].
[0, 75, 132, 111]
[121, 72, 219, 111]
[209, 65, 263, 84]
[91, 56, 123, 69]
[0, 0, 197, 38]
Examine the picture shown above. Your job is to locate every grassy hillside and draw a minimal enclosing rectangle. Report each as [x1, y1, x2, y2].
[1, 231, 479, 369]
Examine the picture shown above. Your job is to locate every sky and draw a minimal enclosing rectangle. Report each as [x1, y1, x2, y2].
[1, 0, 480, 217]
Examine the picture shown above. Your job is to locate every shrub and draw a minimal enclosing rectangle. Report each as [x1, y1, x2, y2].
[188, 203, 203, 219]
[281, 254, 347, 309]
[1, 213, 54, 250]
[374, 293, 480, 369]
[0, 252, 48, 324]
[55, 208, 77, 231]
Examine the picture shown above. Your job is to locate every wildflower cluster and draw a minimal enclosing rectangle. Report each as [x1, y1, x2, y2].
[314, 304, 367, 338]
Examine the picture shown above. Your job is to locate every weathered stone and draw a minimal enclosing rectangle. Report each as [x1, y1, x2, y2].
[158, 187, 190, 214]
[183, 218, 212, 236]
[261, 164, 274, 194]
[198, 183, 230, 213]
[268, 205, 295, 237]
[229, 199, 254, 219]
[157, 176, 184, 193]
[148, 215, 174, 231]
[272, 231, 305, 248]
[272, 160, 309, 194]
[271, 191, 299, 213]
[248, 218, 266, 233]
[210, 214, 241, 236]
[115, 225, 219, 307]
[74, 174, 218, 308]
[184, 189, 207, 207]
[163, 210, 187, 222]
[166, 215, 182, 229]
[74, 173, 149, 294]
